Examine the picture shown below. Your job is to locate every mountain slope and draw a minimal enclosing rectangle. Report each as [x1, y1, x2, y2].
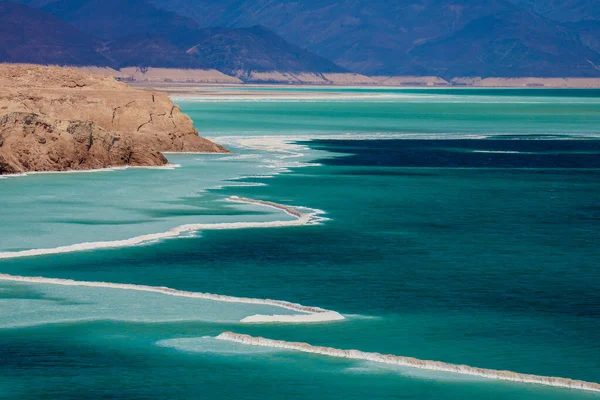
[509, 0, 600, 22]
[101, 35, 207, 69]
[7, 0, 54, 7]
[41, 0, 201, 43]
[508, 1, 600, 57]
[410, 10, 600, 78]
[10, 0, 599, 78]
[186, 26, 347, 78]
[154, 0, 600, 77]
[0, 1, 110, 66]
[34, 0, 350, 77]
[569, 20, 600, 54]
[153, 0, 516, 75]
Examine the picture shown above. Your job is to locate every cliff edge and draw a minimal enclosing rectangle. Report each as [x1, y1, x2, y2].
[0, 64, 227, 174]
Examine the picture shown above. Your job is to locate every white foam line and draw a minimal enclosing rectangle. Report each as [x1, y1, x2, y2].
[0, 197, 320, 260]
[174, 95, 600, 105]
[0, 274, 344, 324]
[211, 133, 597, 145]
[131, 163, 182, 170]
[215, 154, 262, 161]
[1, 167, 124, 178]
[0, 163, 181, 178]
[472, 150, 522, 154]
[226, 175, 275, 180]
[204, 182, 268, 191]
[241, 311, 344, 323]
[173, 94, 393, 102]
[216, 333, 600, 393]
[162, 151, 226, 154]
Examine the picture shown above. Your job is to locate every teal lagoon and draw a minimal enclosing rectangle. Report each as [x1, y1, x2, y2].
[0, 88, 599, 399]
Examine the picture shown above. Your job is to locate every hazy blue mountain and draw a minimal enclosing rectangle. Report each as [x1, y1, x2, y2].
[509, 0, 600, 22]
[568, 20, 600, 54]
[0, 1, 111, 66]
[41, 0, 200, 43]
[153, 0, 600, 77]
[100, 34, 207, 69]
[410, 9, 600, 78]
[6, 0, 53, 7]
[507, 1, 600, 61]
[1, 0, 347, 75]
[5, 0, 600, 77]
[186, 25, 346, 77]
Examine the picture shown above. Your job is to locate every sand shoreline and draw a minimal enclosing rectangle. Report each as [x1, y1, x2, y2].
[93, 67, 600, 89]
[132, 79, 600, 93]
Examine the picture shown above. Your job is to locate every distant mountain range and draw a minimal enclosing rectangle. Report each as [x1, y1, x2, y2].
[510, 0, 600, 55]
[2, 0, 600, 79]
[509, 0, 600, 22]
[0, 2, 110, 66]
[0, 0, 349, 81]
[185, 26, 346, 78]
[154, 0, 600, 78]
[410, 9, 600, 78]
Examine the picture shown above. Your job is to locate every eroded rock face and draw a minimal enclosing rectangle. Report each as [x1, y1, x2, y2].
[0, 64, 227, 174]
[0, 112, 168, 173]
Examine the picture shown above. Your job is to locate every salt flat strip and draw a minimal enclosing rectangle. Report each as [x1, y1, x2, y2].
[216, 332, 600, 393]
[0, 197, 318, 260]
[0, 274, 344, 323]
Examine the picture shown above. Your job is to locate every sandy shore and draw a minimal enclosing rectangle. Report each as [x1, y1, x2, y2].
[129, 82, 383, 98]
[451, 77, 600, 88]
[76, 66, 600, 89]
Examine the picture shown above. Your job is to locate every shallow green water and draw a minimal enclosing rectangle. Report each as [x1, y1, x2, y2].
[0, 88, 599, 399]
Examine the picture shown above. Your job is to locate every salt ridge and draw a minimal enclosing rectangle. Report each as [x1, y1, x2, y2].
[0, 197, 321, 260]
[0, 163, 182, 178]
[0, 273, 344, 324]
[212, 133, 596, 147]
[216, 332, 600, 393]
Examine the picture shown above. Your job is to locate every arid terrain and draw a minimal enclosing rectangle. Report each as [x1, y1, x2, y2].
[0, 64, 227, 174]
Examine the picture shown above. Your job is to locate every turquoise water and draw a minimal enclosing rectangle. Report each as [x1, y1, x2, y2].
[0, 88, 599, 399]
[179, 92, 600, 137]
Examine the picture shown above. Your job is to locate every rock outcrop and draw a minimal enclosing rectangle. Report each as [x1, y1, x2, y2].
[0, 64, 227, 174]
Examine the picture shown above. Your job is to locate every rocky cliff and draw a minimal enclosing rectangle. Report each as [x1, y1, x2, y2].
[0, 64, 227, 174]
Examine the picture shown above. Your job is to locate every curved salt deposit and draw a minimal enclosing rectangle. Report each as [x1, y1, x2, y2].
[0, 274, 344, 324]
[241, 311, 345, 323]
[2, 163, 182, 178]
[216, 332, 600, 393]
[0, 197, 320, 260]
[157, 337, 281, 354]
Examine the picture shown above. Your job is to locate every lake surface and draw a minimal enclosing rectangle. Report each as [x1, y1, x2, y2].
[0, 88, 598, 399]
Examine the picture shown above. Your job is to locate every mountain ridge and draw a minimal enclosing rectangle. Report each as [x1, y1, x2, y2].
[153, 0, 600, 77]
[0, 1, 111, 66]
[1, 0, 351, 81]
[3, 0, 600, 79]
